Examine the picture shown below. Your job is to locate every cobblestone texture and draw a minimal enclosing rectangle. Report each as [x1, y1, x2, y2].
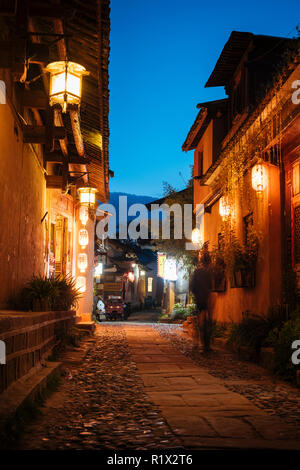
[154, 323, 300, 430]
[14, 325, 181, 450]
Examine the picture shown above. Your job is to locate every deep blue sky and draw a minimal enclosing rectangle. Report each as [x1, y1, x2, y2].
[109, 0, 298, 198]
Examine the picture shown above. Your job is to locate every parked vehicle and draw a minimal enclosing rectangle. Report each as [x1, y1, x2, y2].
[105, 296, 127, 321]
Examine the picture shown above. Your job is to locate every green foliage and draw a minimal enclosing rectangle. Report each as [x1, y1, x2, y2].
[23, 275, 81, 311]
[266, 307, 300, 381]
[226, 307, 287, 353]
[212, 321, 227, 338]
[222, 227, 259, 275]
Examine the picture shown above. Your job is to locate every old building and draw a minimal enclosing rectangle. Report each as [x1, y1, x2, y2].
[0, 0, 110, 320]
[183, 31, 300, 322]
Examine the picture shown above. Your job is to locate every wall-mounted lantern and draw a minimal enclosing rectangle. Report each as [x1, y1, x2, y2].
[191, 227, 203, 246]
[79, 228, 89, 248]
[140, 270, 145, 276]
[79, 205, 89, 226]
[45, 61, 88, 113]
[76, 276, 86, 293]
[78, 187, 97, 207]
[252, 163, 267, 192]
[219, 196, 231, 220]
[78, 253, 88, 273]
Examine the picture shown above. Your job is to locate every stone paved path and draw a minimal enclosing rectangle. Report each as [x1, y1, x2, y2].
[12, 324, 300, 450]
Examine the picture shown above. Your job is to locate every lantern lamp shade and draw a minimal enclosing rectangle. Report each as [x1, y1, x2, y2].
[140, 270, 145, 276]
[191, 227, 203, 245]
[45, 61, 87, 112]
[252, 164, 267, 192]
[76, 276, 86, 293]
[78, 253, 88, 273]
[79, 228, 89, 248]
[78, 187, 97, 206]
[219, 196, 231, 218]
[79, 205, 89, 226]
[128, 272, 135, 282]
[94, 263, 103, 276]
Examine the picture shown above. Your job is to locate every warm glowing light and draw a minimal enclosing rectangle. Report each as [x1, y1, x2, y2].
[94, 262, 103, 276]
[148, 277, 153, 293]
[79, 205, 89, 226]
[78, 253, 88, 273]
[157, 253, 166, 278]
[131, 263, 136, 268]
[191, 227, 203, 245]
[76, 276, 86, 293]
[78, 187, 97, 206]
[219, 196, 231, 219]
[128, 272, 135, 282]
[164, 258, 177, 281]
[140, 270, 145, 276]
[79, 229, 89, 248]
[252, 164, 267, 192]
[45, 61, 87, 112]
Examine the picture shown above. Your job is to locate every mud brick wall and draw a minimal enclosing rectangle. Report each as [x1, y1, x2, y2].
[0, 311, 75, 394]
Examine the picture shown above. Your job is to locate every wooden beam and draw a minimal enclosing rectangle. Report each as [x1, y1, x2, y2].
[45, 151, 91, 165]
[27, 43, 49, 64]
[22, 90, 48, 109]
[45, 175, 63, 189]
[23, 125, 66, 143]
[28, 5, 67, 18]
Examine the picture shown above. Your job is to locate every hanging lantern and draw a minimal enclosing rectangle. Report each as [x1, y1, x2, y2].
[79, 205, 89, 226]
[78, 253, 88, 273]
[79, 228, 89, 248]
[140, 270, 145, 276]
[76, 276, 86, 293]
[78, 187, 97, 207]
[219, 196, 230, 219]
[252, 164, 267, 192]
[191, 227, 203, 246]
[45, 61, 88, 113]
[128, 272, 135, 282]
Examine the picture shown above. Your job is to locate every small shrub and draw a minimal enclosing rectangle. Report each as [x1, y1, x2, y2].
[267, 308, 300, 381]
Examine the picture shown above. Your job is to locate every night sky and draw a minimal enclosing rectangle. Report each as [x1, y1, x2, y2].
[109, 0, 298, 198]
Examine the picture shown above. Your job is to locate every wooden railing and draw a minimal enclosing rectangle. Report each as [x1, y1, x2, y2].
[0, 310, 75, 394]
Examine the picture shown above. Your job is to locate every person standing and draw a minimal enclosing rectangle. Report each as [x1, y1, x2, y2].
[189, 248, 212, 352]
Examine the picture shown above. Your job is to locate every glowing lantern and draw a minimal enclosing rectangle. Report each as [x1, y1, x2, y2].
[94, 263, 103, 276]
[252, 164, 267, 192]
[79, 205, 89, 226]
[78, 187, 97, 207]
[131, 263, 136, 268]
[140, 270, 145, 276]
[219, 196, 230, 219]
[76, 276, 86, 293]
[191, 227, 203, 245]
[128, 272, 135, 282]
[79, 229, 88, 248]
[78, 253, 88, 273]
[164, 258, 177, 281]
[45, 61, 87, 112]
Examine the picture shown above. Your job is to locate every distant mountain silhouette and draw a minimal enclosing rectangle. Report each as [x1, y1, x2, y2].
[109, 192, 156, 208]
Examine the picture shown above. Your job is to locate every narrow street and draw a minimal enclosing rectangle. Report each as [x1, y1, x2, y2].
[13, 321, 300, 451]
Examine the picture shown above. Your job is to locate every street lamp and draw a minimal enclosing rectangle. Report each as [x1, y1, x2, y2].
[45, 60, 88, 113]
